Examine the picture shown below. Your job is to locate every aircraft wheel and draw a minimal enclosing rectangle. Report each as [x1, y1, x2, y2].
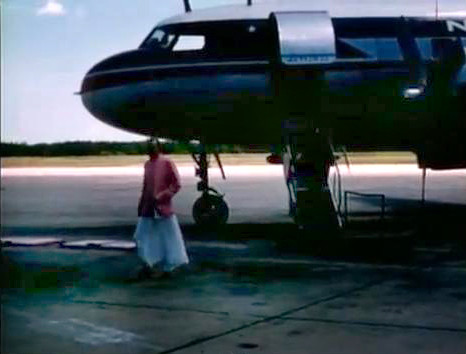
[192, 194, 229, 227]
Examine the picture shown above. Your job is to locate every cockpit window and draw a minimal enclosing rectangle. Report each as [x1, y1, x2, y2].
[143, 29, 176, 50]
[152, 29, 165, 43]
[142, 29, 205, 52]
[173, 35, 205, 51]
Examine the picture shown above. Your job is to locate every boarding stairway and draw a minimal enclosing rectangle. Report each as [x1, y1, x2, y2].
[286, 139, 388, 232]
[284, 131, 341, 232]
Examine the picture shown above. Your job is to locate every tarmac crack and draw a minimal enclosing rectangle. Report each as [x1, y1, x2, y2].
[158, 279, 384, 354]
[72, 300, 231, 316]
[274, 316, 466, 333]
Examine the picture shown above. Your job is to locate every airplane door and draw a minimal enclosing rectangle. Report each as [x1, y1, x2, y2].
[269, 11, 336, 66]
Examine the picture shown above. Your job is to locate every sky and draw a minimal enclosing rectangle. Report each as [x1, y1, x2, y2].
[1, 0, 241, 143]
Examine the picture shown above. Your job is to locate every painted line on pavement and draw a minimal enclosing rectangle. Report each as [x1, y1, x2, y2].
[1, 237, 248, 252]
[0, 237, 63, 246]
[6, 308, 163, 351]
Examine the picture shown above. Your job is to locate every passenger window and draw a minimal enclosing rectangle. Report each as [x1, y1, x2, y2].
[173, 35, 205, 51]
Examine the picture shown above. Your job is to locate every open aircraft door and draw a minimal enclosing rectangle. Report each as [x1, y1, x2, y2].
[268, 11, 337, 117]
[269, 12, 343, 230]
[270, 11, 336, 67]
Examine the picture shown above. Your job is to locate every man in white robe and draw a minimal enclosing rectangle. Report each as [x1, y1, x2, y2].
[134, 141, 189, 278]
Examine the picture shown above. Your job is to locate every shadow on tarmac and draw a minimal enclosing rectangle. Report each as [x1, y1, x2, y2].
[2, 199, 465, 284]
[346, 197, 466, 238]
[3, 198, 465, 236]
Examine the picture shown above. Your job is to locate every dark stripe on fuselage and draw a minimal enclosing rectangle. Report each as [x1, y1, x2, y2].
[81, 60, 417, 93]
[81, 62, 270, 93]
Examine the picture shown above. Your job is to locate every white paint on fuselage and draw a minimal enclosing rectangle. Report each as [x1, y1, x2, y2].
[158, 0, 466, 27]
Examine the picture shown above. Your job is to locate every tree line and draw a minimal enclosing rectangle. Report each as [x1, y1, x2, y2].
[1, 141, 268, 157]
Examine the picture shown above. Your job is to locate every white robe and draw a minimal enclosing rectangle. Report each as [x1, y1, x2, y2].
[133, 215, 189, 271]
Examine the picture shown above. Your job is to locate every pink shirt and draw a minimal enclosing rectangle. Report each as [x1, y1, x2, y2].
[138, 155, 181, 218]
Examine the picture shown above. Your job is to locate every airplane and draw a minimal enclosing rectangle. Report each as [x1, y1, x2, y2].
[80, 0, 466, 229]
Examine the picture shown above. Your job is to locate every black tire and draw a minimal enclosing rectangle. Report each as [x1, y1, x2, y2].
[192, 194, 229, 227]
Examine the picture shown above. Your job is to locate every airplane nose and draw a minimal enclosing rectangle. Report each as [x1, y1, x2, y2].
[80, 49, 153, 94]
[79, 48, 164, 133]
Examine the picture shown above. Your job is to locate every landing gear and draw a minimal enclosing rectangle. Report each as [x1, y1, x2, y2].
[192, 193, 229, 227]
[191, 147, 229, 227]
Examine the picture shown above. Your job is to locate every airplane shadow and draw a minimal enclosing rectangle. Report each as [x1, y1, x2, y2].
[345, 196, 466, 238]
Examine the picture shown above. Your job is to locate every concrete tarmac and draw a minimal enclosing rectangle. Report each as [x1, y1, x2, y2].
[2, 245, 466, 354]
[2, 164, 466, 233]
[2, 164, 466, 353]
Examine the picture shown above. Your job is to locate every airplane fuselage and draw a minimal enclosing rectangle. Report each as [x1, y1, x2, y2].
[81, 1, 466, 168]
